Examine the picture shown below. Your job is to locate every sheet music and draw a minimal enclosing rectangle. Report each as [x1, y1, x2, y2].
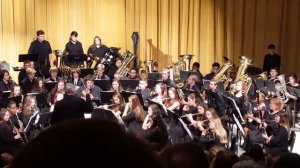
[233, 114, 246, 136]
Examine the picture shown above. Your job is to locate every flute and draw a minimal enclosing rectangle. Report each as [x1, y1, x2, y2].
[180, 112, 203, 118]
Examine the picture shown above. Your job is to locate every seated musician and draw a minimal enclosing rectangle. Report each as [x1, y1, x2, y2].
[45, 67, 61, 82]
[93, 63, 110, 80]
[22, 95, 40, 128]
[186, 75, 200, 93]
[205, 80, 226, 117]
[111, 57, 123, 80]
[9, 85, 23, 100]
[122, 68, 139, 80]
[67, 68, 84, 88]
[142, 104, 168, 149]
[204, 62, 220, 80]
[18, 60, 35, 85]
[0, 70, 14, 99]
[31, 77, 49, 94]
[76, 75, 102, 99]
[182, 93, 199, 116]
[262, 113, 289, 154]
[161, 69, 176, 87]
[152, 61, 159, 73]
[64, 31, 84, 67]
[122, 95, 146, 138]
[285, 73, 300, 125]
[231, 81, 247, 118]
[0, 108, 23, 155]
[110, 79, 123, 93]
[98, 92, 125, 117]
[164, 87, 181, 114]
[192, 62, 204, 88]
[7, 101, 24, 135]
[151, 82, 168, 104]
[49, 79, 65, 106]
[138, 79, 150, 103]
[20, 68, 36, 95]
[86, 36, 109, 68]
[188, 108, 227, 150]
[268, 67, 279, 81]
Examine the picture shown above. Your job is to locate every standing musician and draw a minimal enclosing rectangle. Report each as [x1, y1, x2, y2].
[0, 70, 14, 100]
[137, 79, 151, 103]
[76, 75, 101, 99]
[142, 104, 168, 149]
[28, 30, 52, 78]
[161, 69, 176, 87]
[122, 95, 146, 138]
[87, 36, 110, 68]
[64, 31, 84, 67]
[0, 108, 23, 155]
[110, 79, 123, 93]
[164, 87, 181, 114]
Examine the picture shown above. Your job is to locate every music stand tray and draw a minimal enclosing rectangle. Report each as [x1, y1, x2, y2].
[100, 91, 114, 104]
[0, 96, 22, 108]
[67, 54, 87, 63]
[148, 72, 162, 80]
[80, 68, 94, 78]
[147, 79, 162, 90]
[120, 79, 139, 91]
[18, 54, 38, 62]
[94, 79, 111, 91]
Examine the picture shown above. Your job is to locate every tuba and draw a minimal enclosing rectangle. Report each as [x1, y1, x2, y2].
[114, 51, 136, 78]
[274, 74, 289, 103]
[258, 71, 268, 80]
[139, 60, 153, 80]
[234, 56, 253, 95]
[212, 57, 234, 89]
[179, 54, 194, 71]
[88, 53, 101, 69]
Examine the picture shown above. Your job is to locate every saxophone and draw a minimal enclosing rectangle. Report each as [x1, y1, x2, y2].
[212, 57, 234, 89]
[234, 56, 253, 95]
[114, 51, 136, 78]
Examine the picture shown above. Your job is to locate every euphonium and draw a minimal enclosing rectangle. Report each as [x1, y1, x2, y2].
[258, 71, 268, 80]
[212, 57, 234, 89]
[139, 60, 153, 80]
[274, 74, 289, 103]
[234, 55, 253, 95]
[115, 51, 136, 78]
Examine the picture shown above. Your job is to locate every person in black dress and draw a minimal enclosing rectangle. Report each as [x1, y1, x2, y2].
[87, 36, 110, 69]
[28, 30, 52, 78]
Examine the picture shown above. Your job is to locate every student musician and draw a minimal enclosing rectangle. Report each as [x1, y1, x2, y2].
[262, 113, 289, 154]
[205, 79, 226, 117]
[45, 67, 61, 82]
[164, 87, 181, 114]
[94, 63, 110, 80]
[285, 73, 300, 125]
[22, 96, 40, 128]
[122, 68, 139, 80]
[64, 31, 84, 67]
[122, 95, 146, 138]
[182, 93, 199, 116]
[142, 104, 168, 149]
[151, 82, 168, 104]
[111, 57, 123, 80]
[6, 101, 24, 135]
[138, 79, 151, 103]
[9, 85, 23, 99]
[67, 68, 84, 90]
[49, 79, 65, 106]
[0, 69, 14, 100]
[86, 36, 110, 68]
[31, 77, 48, 94]
[186, 75, 200, 93]
[231, 81, 247, 119]
[76, 75, 101, 99]
[110, 79, 123, 93]
[268, 67, 279, 81]
[0, 108, 23, 155]
[99, 92, 125, 117]
[161, 69, 176, 87]
[20, 68, 37, 95]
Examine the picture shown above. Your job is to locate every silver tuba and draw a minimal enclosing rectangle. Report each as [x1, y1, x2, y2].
[274, 74, 289, 103]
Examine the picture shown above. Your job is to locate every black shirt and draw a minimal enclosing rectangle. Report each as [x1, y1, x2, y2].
[87, 45, 110, 59]
[21, 78, 36, 94]
[28, 39, 52, 65]
[204, 72, 215, 80]
[263, 53, 281, 73]
[65, 41, 84, 54]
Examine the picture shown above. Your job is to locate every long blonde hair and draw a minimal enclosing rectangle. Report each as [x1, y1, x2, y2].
[128, 95, 145, 122]
[23, 96, 38, 116]
[207, 108, 228, 143]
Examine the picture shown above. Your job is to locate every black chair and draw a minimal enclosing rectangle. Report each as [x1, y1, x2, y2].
[288, 130, 296, 152]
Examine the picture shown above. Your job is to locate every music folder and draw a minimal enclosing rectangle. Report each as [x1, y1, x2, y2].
[18, 54, 38, 62]
[45, 81, 58, 92]
[120, 79, 139, 91]
[94, 79, 111, 91]
[100, 91, 114, 104]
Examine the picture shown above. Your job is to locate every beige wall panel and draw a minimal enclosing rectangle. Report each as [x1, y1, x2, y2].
[145, 0, 158, 63]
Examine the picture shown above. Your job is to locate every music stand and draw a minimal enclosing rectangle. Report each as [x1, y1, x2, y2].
[91, 108, 121, 124]
[120, 79, 139, 91]
[264, 80, 276, 93]
[18, 54, 38, 62]
[287, 86, 300, 128]
[100, 91, 114, 104]
[35, 112, 52, 128]
[45, 81, 57, 92]
[91, 97, 101, 106]
[255, 79, 265, 90]
[67, 54, 87, 63]
[1, 90, 11, 99]
[80, 68, 94, 78]
[94, 79, 111, 91]
[24, 112, 39, 142]
[122, 91, 144, 106]
[147, 79, 161, 90]
[0, 96, 22, 108]
[148, 72, 162, 80]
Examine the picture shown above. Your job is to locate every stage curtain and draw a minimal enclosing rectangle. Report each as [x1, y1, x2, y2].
[0, 0, 299, 81]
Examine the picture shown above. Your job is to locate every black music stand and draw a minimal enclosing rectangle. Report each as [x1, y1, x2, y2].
[287, 86, 300, 128]
[100, 91, 114, 104]
[18, 54, 38, 62]
[120, 79, 139, 91]
[24, 112, 39, 142]
[35, 112, 52, 129]
[45, 81, 57, 92]
[203, 80, 210, 90]
[80, 68, 94, 78]
[148, 72, 162, 80]
[0, 96, 22, 108]
[67, 54, 87, 63]
[122, 91, 144, 106]
[264, 80, 276, 93]
[1, 90, 11, 99]
[91, 97, 101, 106]
[255, 79, 265, 90]
[179, 70, 198, 81]
[26, 93, 48, 109]
[94, 79, 111, 91]
[91, 108, 120, 124]
[147, 79, 161, 89]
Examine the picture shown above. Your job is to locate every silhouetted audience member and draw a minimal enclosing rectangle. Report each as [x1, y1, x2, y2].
[210, 149, 239, 168]
[10, 119, 161, 168]
[247, 144, 265, 163]
[272, 153, 300, 168]
[160, 143, 209, 168]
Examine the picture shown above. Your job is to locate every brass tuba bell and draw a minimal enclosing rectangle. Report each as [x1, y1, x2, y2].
[179, 54, 194, 71]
